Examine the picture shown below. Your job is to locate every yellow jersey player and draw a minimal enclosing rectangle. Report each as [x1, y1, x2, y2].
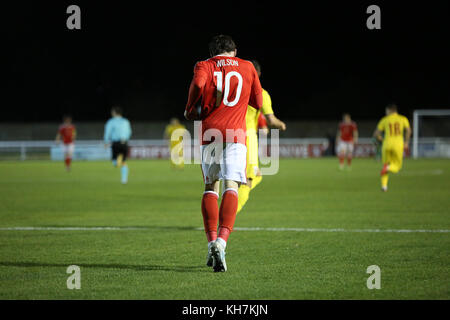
[237, 60, 286, 213]
[373, 104, 411, 192]
[164, 118, 186, 169]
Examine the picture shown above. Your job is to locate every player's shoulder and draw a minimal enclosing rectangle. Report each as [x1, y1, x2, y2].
[339, 121, 347, 128]
[235, 57, 253, 65]
[399, 114, 410, 125]
[235, 57, 257, 72]
[106, 117, 116, 126]
[194, 57, 219, 69]
[191, 59, 210, 74]
[377, 116, 388, 126]
[195, 59, 209, 67]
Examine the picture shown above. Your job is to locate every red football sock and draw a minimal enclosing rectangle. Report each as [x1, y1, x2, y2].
[201, 191, 219, 242]
[65, 157, 71, 167]
[218, 189, 238, 242]
[339, 155, 344, 165]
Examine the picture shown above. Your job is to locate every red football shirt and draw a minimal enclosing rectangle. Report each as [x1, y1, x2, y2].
[339, 121, 357, 142]
[59, 124, 76, 144]
[185, 56, 263, 145]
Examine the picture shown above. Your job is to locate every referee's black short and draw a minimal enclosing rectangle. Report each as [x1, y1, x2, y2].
[111, 141, 129, 162]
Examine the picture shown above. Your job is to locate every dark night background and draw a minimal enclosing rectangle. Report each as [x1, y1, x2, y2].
[2, 1, 450, 123]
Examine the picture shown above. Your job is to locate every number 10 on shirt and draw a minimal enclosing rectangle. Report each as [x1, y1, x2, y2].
[214, 71, 243, 107]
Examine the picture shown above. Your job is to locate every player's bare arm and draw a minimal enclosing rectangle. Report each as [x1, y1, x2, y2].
[259, 127, 269, 136]
[55, 133, 61, 144]
[265, 114, 286, 131]
[404, 126, 412, 149]
[354, 130, 359, 144]
[373, 129, 383, 142]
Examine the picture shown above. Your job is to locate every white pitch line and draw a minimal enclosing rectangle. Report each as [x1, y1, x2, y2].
[401, 169, 444, 176]
[0, 226, 449, 233]
[0, 226, 144, 231]
[232, 227, 450, 233]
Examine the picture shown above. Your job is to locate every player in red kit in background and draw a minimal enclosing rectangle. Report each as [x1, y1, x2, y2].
[336, 113, 358, 170]
[55, 115, 76, 171]
[185, 35, 263, 272]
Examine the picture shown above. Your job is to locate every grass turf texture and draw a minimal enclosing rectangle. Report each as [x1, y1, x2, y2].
[0, 158, 449, 299]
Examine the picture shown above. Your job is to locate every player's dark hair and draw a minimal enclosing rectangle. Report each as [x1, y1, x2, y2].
[386, 103, 398, 112]
[251, 60, 261, 74]
[111, 106, 123, 116]
[342, 113, 350, 118]
[209, 35, 236, 57]
[63, 114, 72, 120]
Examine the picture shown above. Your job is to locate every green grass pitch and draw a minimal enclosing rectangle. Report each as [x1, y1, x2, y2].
[0, 158, 449, 299]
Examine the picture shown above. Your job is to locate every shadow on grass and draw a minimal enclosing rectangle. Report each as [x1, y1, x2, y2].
[0, 261, 208, 273]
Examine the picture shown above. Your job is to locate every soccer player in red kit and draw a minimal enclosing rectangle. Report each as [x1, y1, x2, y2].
[184, 35, 263, 272]
[336, 113, 358, 170]
[55, 115, 76, 171]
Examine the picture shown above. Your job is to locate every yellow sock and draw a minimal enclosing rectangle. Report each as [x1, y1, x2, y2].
[251, 175, 263, 190]
[381, 174, 389, 188]
[237, 184, 251, 214]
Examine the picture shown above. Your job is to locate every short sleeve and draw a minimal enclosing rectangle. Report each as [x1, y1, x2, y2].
[403, 116, 411, 129]
[261, 90, 274, 115]
[189, 61, 208, 91]
[165, 125, 172, 137]
[193, 61, 208, 78]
